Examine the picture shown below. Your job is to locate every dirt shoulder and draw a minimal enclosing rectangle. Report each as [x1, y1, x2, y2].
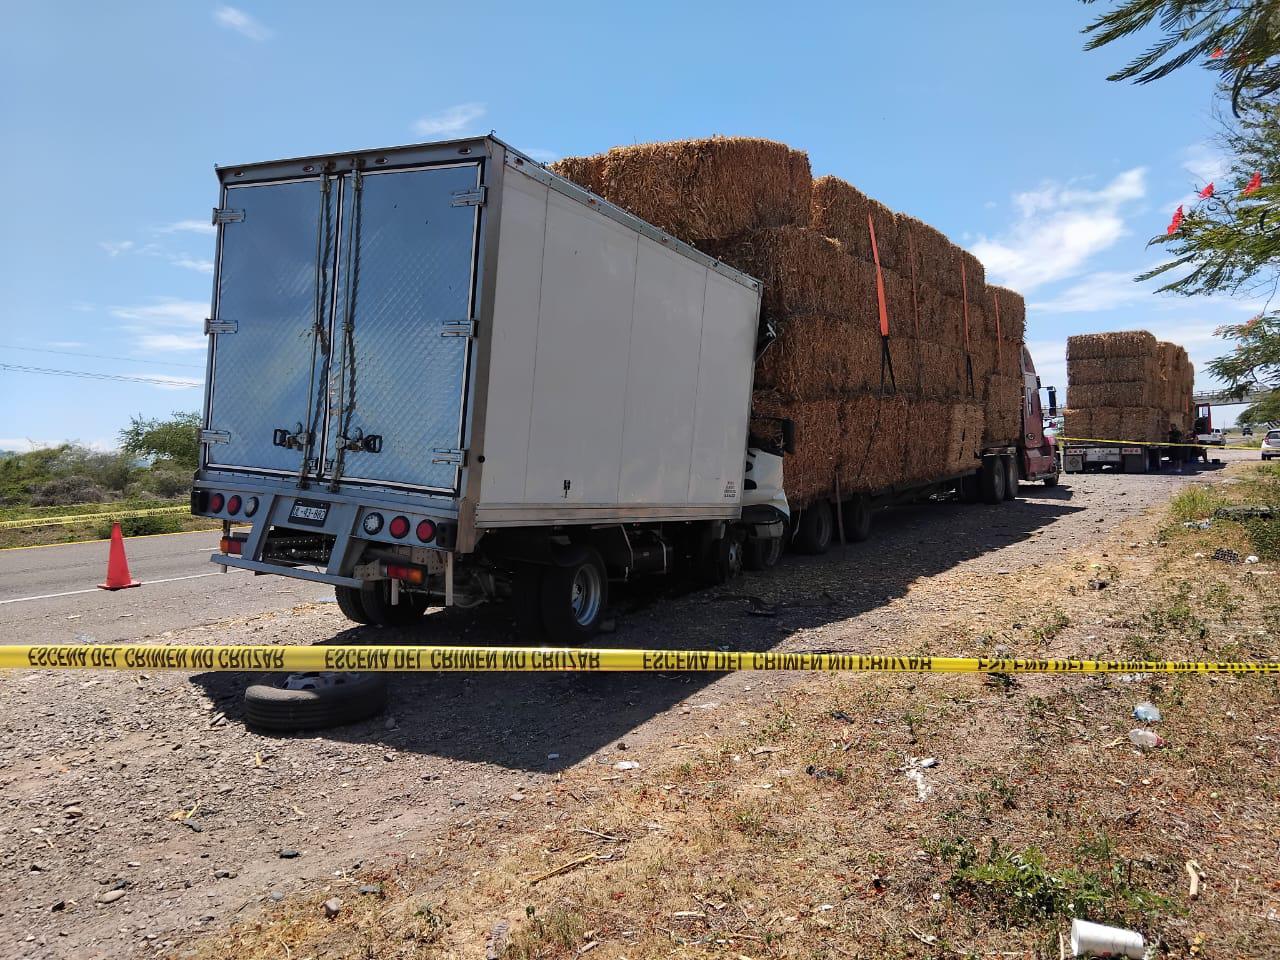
[0, 460, 1274, 959]
[189, 462, 1280, 960]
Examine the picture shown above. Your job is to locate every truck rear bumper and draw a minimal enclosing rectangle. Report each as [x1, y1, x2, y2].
[211, 554, 362, 588]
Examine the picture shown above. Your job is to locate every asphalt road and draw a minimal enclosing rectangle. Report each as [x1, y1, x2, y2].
[0, 530, 329, 645]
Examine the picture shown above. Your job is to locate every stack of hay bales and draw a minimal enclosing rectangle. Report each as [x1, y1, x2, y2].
[1063, 332, 1194, 442]
[551, 137, 1025, 506]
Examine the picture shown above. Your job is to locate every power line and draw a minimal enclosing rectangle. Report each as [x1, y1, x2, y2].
[0, 343, 205, 370]
[0, 362, 203, 388]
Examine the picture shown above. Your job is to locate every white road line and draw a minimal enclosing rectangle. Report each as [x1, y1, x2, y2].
[0, 571, 238, 606]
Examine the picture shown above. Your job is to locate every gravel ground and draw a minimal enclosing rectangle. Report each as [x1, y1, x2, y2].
[0, 458, 1246, 959]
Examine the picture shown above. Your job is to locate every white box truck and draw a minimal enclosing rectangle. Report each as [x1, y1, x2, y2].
[193, 136, 791, 642]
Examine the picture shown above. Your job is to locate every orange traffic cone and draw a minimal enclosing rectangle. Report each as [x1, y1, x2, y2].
[98, 522, 141, 590]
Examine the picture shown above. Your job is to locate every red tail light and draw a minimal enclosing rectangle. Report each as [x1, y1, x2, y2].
[227, 495, 242, 515]
[416, 519, 436, 542]
[386, 564, 425, 585]
[209, 493, 225, 512]
[388, 516, 410, 539]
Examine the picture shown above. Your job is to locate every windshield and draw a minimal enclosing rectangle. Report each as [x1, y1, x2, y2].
[1268, 431, 1280, 440]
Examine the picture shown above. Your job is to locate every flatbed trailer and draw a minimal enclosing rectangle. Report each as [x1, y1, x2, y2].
[1062, 442, 1206, 474]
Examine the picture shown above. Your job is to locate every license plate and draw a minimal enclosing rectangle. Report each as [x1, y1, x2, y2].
[289, 499, 329, 526]
[1122, 447, 1142, 455]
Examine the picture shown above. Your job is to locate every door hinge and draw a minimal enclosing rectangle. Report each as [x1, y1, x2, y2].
[212, 207, 245, 224]
[200, 429, 231, 445]
[431, 448, 467, 466]
[450, 186, 486, 207]
[205, 318, 237, 334]
[440, 318, 477, 338]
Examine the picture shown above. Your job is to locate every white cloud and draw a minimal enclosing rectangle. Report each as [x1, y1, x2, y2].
[138, 333, 207, 352]
[111, 299, 207, 328]
[971, 168, 1147, 292]
[47, 340, 86, 349]
[523, 148, 560, 164]
[155, 219, 217, 236]
[1031, 271, 1150, 314]
[170, 255, 215, 274]
[413, 103, 486, 138]
[1183, 141, 1230, 190]
[99, 240, 135, 257]
[214, 5, 271, 41]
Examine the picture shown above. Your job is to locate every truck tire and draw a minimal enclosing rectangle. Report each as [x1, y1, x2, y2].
[1147, 450, 1162, 472]
[792, 501, 834, 555]
[1042, 473, 1059, 487]
[334, 586, 371, 625]
[1003, 456, 1018, 500]
[540, 545, 608, 643]
[980, 456, 1006, 504]
[510, 564, 547, 642]
[744, 536, 783, 570]
[842, 495, 872, 542]
[244, 671, 389, 732]
[360, 581, 428, 628]
[699, 533, 745, 584]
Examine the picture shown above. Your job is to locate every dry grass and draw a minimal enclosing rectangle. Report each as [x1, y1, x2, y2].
[191, 465, 1280, 960]
[1067, 331, 1159, 361]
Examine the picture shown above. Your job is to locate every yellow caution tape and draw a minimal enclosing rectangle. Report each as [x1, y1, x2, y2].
[1057, 436, 1212, 450]
[0, 645, 1276, 675]
[0, 505, 188, 530]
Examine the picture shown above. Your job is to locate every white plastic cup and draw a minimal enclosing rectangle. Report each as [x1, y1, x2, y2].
[1070, 918, 1145, 958]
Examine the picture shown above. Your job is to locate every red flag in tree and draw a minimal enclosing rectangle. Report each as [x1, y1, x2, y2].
[1166, 205, 1184, 235]
[1244, 171, 1262, 195]
[1199, 182, 1215, 199]
[1210, 47, 1224, 59]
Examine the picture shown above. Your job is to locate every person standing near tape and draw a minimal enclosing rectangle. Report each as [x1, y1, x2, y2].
[1168, 422, 1186, 471]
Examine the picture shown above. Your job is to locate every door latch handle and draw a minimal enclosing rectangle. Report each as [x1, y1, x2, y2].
[336, 429, 381, 453]
[273, 424, 313, 450]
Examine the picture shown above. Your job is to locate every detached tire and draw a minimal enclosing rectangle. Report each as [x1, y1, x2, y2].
[540, 546, 608, 644]
[244, 672, 389, 732]
[334, 586, 371, 625]
[792, 501, 834, 555]
[1003, 455, 1019, 500]
[360, 581, 428, 628]
[980, 456, 1006, 504]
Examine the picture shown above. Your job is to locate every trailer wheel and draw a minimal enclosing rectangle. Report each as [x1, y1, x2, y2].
[1003, 456, 1019, 500]
[244, 671, 389, 732]
[360, 581, 428, 628]
[540, 545, 608, 643]
[334, 586, 371, 625]
[1042, 473, 1060, 487]
[980, 456, 1006, 504]
[842, 495, 872, 542]
[510, 564, 547, 642]
[744, 536, 783, 571]
[792, 501, 834, 555]
[699, 532, 745, 584]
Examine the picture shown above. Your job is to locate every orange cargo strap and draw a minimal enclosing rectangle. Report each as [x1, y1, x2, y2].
[867, 214, 890, 337]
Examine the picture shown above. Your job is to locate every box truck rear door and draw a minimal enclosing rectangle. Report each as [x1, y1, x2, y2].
[322, 162, 482, 494]
[204, 176, 337, 477]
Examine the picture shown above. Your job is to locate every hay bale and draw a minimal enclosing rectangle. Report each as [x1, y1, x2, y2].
[1089, 407, 1123, 440]
[988, 286, 1026, 343]
[1120, 407, 1165, 444]
[983, 373, 1023, 445]
[896, 214, 984, 300]
[550, 137, 811, 244]
[810, 177, 903, 273]
[1068, 356, 1161, 386]
[946, 403, 985, 473]
[751, 396, 842, 507]
[918, 341, 967, 399]
[840, 394, 910, 493]
[1062, 408, 1091, 439]
[1066, 331, 1158, 361]
[708, 228, 876, 321]
[1068, 381, 1158, 408]
[754, 316, 885, 399]
[900, 400, 952, 484]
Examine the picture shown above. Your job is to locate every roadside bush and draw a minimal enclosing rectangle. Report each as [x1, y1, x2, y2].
[31, 475, 109, 506]
[136, 466, 191, 499]
[1167, 486, 1224, 522]
[96, 514, 183, 539]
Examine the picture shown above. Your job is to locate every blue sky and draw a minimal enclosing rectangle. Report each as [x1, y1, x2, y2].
[0, 1, 1260, 450]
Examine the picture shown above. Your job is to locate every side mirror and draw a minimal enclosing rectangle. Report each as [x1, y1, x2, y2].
[1046, 386, 1058, 418]
[780, 418, 796, 455]
[1036, 375, 1042, 389]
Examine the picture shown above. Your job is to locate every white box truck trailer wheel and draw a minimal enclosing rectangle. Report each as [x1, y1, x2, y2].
[192, 135, 788, 641]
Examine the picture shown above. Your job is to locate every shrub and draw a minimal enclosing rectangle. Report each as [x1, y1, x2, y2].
[31, 475, 108, 506]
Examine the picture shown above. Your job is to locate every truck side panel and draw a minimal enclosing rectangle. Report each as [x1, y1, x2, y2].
[474, 163, 759, 523]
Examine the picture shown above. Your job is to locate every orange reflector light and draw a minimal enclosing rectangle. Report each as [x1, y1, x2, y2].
[386, 564, 425, 585]
[219, 537, 243, 556]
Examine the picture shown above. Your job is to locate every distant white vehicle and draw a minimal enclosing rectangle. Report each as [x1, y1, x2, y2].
[1262, 429, 1280, 461]
[1197, 428, 1226, 447]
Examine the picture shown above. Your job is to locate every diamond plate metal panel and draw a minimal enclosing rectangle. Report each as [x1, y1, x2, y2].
[325, 164, 480, 491]
[207, 178, 334, 474]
